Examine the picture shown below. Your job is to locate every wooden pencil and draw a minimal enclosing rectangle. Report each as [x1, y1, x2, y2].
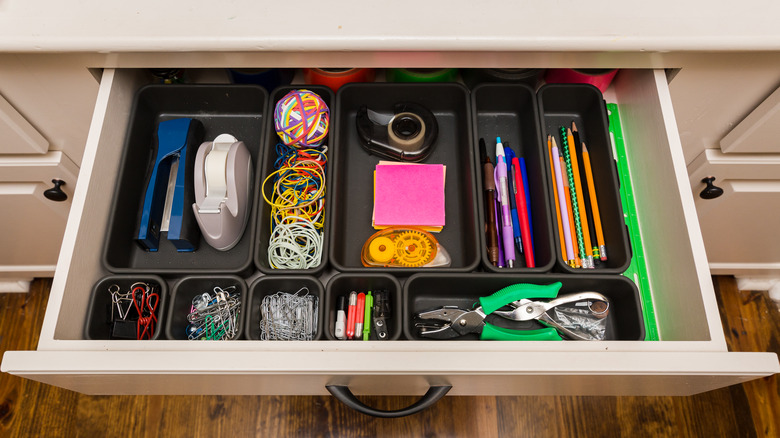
[582, 142, 607, 261]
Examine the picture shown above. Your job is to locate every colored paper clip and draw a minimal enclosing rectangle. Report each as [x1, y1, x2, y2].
[186, 286, 241, 340]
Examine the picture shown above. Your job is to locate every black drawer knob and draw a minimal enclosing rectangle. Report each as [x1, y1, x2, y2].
[43, 179, 67, 202]
[699, 176, 723, 200]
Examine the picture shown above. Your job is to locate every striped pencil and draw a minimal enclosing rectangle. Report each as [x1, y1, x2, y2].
[560, 126, 586, 268]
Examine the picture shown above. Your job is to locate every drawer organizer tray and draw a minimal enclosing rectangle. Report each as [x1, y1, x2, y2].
[538, 84, 632, 274]
[254, 85, 335, 275]
[84, 274, 168, 340]
[245, 275, 325, 340]
[403, 273, 645, 341]
[324, 273, 403, 341]
[471, 83, 556, 272]
[329, 83, 481, 273]
[165, 275, 248, 340]
[102, 84, 267, 274]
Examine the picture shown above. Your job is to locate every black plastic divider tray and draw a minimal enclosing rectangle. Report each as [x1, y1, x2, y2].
[244, 275, 325, 340]
[330, 83, 480, 273]
[254, 85, 335, 275]
[537, 84, 631, 274]
[102, 85, 267, 274]
[165, 275, 248, 340]
[85, 274, 168, 340]
[324, 273, 402, 340]
[471, 83, 556, 272]
[403, 273, 645, 341]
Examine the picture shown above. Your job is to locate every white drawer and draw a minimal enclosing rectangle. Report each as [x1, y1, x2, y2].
[688, 149, 780, 275]
[0, 151, 78, 280]
[2, 68, 778, 399]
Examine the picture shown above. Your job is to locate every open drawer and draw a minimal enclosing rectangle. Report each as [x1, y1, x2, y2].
[2, 68, 778, 399]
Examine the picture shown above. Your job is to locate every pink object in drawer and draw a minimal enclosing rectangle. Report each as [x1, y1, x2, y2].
[544, 69, 618, 92]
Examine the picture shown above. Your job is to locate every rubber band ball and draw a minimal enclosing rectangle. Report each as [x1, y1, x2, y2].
[274, 89, 330, 148]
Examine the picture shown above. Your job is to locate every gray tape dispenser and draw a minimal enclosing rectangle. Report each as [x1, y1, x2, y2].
[192, 134, 253, 251]
[356, 102, 438, 162]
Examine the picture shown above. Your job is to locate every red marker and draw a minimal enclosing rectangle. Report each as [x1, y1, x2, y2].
[346, 292, 357, 339]
[512, 156, 535, 267]
[355, 293, 366, 340]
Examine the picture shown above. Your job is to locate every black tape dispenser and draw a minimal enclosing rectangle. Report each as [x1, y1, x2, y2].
[356, 102, 438, 162]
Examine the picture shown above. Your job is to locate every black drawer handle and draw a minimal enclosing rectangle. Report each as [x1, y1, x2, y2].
[326, 384, 451, 418]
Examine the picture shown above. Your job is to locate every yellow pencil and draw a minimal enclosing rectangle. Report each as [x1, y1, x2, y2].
[582, 142, 607, 261]
[567, 127, 594, 268]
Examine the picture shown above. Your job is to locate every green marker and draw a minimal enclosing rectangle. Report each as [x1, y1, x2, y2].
[363, 291, 373, 341]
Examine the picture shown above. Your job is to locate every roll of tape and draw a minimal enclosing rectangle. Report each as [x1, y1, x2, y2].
[386, 68, 458, 83]
[303, 68, 375, 91]
[227, 68, 294, 91]
[461, 68, 544, 89]
[544, 69, 618, 92]
[356, 103, 439, 162]
[387, 112, 426, 152]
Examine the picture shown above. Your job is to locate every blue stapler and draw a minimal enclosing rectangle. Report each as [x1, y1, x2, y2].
[137, 118, 204, 252]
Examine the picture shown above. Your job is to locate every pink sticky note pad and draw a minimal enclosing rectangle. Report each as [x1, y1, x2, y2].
[373, 163, 445, 228]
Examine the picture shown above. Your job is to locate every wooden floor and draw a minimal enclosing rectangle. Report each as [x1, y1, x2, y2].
[0, 276, 777, 437]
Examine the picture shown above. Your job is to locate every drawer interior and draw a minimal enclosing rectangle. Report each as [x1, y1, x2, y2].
[44, 68, 716, 348]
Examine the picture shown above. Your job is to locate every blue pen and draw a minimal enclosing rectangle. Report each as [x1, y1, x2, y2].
[518, 157, 534, 249]
[503, 145, 524, 255]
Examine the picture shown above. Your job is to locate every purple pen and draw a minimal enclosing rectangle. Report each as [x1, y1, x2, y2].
[494, 137, 516, 268]
[494, 196, 504, 267]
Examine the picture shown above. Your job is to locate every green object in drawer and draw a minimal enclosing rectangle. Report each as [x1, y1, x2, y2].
[607, 103, 660, 341]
